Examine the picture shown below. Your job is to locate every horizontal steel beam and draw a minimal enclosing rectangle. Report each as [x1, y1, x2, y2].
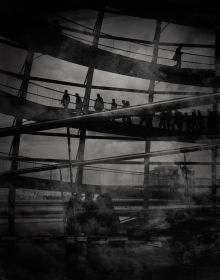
[0, 143, 219, 176]
[149, 161, 220, 165]
[0, 21, 217, 87]
[1, 69, 209, 95]
[0, 23, 214, 53]
[59, 24, 215, 48]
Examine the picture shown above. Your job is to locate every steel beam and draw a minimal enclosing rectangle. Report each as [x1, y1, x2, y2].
[143, 20, 161, 208]
[0, 69, 215, 95]
[8, 51, 33, 235]
[75, 9, 104, 195]
[0, 20, 218, 87]
[1, 144, 219, 177]
[1, 155, 220, 166]
[22, 132, 220, 143]
[1, 92, 220, 138]
[0, 21, 215, 50]
[66, 127, 75, 197]
[24, 132, 146, 141]
[212, 29, 220, 203]
[58, 23, 215, 49]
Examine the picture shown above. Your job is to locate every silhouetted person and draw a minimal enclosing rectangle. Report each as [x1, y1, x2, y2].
[125, 100, 132, 124]
[176, 111, 183, 131]
[190, 109, 197, 134]
[139, 114, 147, 126]
[165, 110, 172, 129]
[184, 112, 191, 133]
[95, 193, 119, 234]
[197, 110, 204, 134]
[75, 93, 83, 114]
[172, 110, 179, 130]
[159, 111, 166, 129]
[96, 193, 114, 211]
[94, 93, 104, 112]
[172, 110, 183, 131]
[173, 46, 183, 68]
[83, 191, 97, 213]
[61, 90, 70, 109]
[111, 99, 117, 122]
[139, 113, 154, 130]
[111, 98, 117, 110]
[147, 113, 154, 130]
[122, 100, 126, 108]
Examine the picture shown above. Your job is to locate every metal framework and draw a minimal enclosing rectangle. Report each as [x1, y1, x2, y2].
[0, 5, 219, 235]
[8, 51, 34, 235]
[143, 20, 161, 208]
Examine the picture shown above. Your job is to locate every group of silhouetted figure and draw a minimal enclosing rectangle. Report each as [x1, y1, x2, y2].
[61, 90, 84, 113]
[61, 89, 219, 135]
[60, 45, 184, 111]
[61, 90, 131, 116]
[158, 109, 219, 135]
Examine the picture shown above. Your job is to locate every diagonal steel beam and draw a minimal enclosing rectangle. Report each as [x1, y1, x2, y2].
[1, 155, 220, 166]
[0, 92, 220, 138]
[0, 143, 219, 177]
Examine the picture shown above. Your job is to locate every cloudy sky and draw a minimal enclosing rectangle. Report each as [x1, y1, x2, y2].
[0, 9, 218, 186]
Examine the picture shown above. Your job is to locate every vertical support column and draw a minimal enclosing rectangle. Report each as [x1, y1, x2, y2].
[143, 21, 161, 208]
[75, 9, 105, 195]
[60, 169, 66, 236]
[148, 21, 162, 103]
[212, 29, 220, 203]
[75, 130, 86, 195]
[8, 51, 34, 235]
[67, 127, 75, 206]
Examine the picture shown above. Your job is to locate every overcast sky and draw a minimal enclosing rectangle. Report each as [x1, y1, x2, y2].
[0, 9, 218, 186]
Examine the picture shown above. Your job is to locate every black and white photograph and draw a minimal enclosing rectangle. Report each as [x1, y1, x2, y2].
[0, 1, 220, 279]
